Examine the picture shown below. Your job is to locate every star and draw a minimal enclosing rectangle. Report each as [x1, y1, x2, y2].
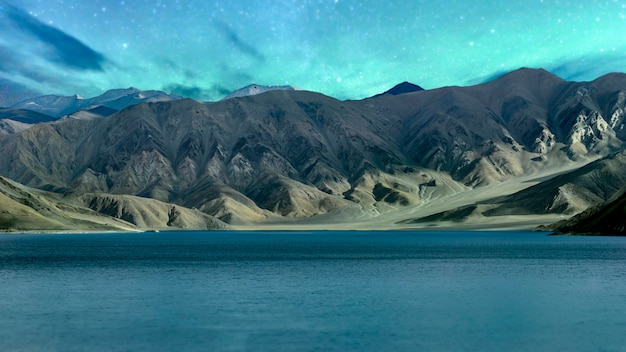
[0, 0, 624, 101]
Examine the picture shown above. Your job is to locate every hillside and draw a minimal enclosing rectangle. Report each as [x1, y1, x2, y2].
[543, 188, 626, 235]
[0, 176, 227, 232]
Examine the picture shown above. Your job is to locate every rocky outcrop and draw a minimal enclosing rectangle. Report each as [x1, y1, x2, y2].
[545, 189, 626, 235]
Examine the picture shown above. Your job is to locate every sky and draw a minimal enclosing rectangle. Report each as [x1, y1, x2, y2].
[1, 0, 625, 103]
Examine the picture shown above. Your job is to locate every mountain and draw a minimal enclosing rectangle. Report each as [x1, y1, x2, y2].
[0, 107, 57, 124]
[2, 88, 181, 135]
[222, 84, 300, 100]
[11, 88, 181, 118]
[1, 68, 626, 231]
[544, 188, 626, 235]
[0, 108, 57, 134]
[373, 81, 424, 97]
[63, 106, 119, 121]
[0, 175, 227, 232]
[0, 175, 132, 231]
[0, 118, 31, 135]
[402, 149, 626, 228]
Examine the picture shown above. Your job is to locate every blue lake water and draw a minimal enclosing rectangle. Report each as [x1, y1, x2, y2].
[1, 231, 626, 351]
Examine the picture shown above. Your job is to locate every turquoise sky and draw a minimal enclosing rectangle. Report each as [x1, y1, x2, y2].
[1, 0, 625, 101]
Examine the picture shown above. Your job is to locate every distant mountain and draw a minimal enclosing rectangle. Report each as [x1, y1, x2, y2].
[11, 88, 181, 118]
[1, 68, 626, 231]
[63, 106, 119, 121]
[222, 84, 300, 100]
[0, 108, 57, 124]
[373, 82, 424, 97]
[0, 108, 56, 134]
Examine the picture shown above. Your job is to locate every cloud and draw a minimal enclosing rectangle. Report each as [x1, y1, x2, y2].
[218, 63, 255, 83]
[465, 50, 626, 87]
[547, 53, 626, 82]
[0, 44, 64, 84]
[465, 70, 510, 85]
[163, 83, 230, 101]
[0, 78, 41, 106]
[215, 21, 265, 62]
[4, 4, 107, 71]
[159, 58, 200, 80]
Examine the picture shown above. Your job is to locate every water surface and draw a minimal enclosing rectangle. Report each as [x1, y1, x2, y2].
[1, 231, 625, 351]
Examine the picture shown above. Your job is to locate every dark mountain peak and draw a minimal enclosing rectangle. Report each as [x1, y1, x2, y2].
[493, 67, 566, 85]
[373, 82, 424, 98]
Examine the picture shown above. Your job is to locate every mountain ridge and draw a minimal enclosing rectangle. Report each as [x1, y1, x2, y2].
[10, 87, 181, 118]
[222, 84, 300, 100]
[1, 68, 626, 231]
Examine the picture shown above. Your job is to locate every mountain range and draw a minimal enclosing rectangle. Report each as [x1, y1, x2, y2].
[1, 68, 625, 233]
[0, 88, 181, 135]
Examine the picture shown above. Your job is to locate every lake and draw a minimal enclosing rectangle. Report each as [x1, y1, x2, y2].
[1, 231, 625, 351]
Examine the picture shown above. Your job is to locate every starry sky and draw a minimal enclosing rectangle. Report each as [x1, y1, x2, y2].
[1, 0, 625, 103]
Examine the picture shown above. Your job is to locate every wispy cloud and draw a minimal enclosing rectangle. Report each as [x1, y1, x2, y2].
[215, 21, 265, 62]
[465, 70, 511, 86]
[547, 53, 626, 82]
[0, 44, 63, 84]
[4, 4, 107, 71]
[163, 83, 231, 101]
[0, 78, 41, 106]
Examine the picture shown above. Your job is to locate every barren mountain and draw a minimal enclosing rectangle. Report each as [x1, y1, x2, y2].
[0, 175, 227, 232]
[0, 175, 132, 231]
[1, 68, 626, 231]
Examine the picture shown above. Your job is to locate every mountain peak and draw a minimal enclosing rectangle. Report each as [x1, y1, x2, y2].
[222, 84, 300, 100]
[495, 67, 565, 83]
[374, 82, 424, 97]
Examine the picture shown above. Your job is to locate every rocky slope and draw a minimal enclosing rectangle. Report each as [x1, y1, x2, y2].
[401, 149, 626, 226]
[0, 175, 133, 231]
[545, 188, 626, 235]
[0, 176, 227, 232]
[1, 68, 626, 230]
